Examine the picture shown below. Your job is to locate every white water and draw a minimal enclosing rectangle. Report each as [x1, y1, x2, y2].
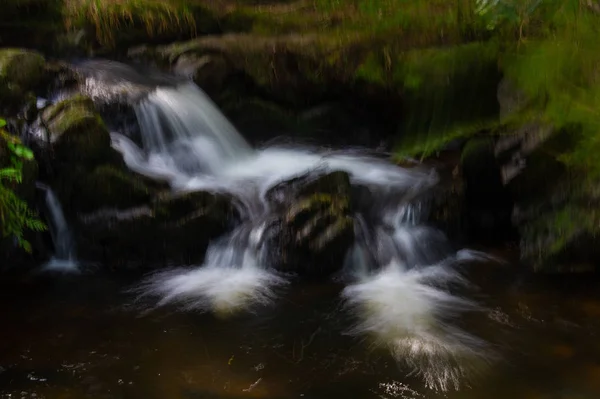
[37, 184, 79, 273]
[102, 75, 495, 390]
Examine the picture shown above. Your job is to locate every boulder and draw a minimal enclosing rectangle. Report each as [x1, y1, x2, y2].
[272, 171, 355, 276]
[72, 165, 153, 213]
[0, 48, 45, 90]
[76, 190, 239, 268]
[0, 48, 46, 113]
[41, 95, 117, 167]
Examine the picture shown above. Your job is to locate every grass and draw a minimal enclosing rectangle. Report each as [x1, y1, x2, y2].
[63, 0, 199, 47]
[32, 0, 486, 48]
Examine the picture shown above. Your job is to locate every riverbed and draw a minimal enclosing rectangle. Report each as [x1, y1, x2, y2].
[2, 256, 600, 399]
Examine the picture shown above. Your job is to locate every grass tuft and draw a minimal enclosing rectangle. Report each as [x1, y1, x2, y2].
[63, 0, 198, 47]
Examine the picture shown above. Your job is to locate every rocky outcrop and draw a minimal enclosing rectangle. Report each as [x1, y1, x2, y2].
[270, 171, 355, 277]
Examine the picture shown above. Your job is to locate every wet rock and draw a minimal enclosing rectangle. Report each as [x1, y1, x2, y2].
[77, 191, 239, 268]
[41, 95, 116, 167]
[273, 171, 355, 276]
[0, 49, 45, 90]
[508, 125, 600, 272]
[139, 34, 353, 106]
[426, 160, 465, 241]
[460, 137, 514, 241]
[72, 165, 152, 213]
[174, 53, 231, 97]
[0, 48, 46, 113]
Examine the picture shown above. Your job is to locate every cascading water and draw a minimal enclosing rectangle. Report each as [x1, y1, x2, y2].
[36, 183, 79, 272]
[87, 61, 497, 391]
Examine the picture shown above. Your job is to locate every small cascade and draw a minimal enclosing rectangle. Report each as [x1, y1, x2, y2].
[135, 223, 286, 317]
[133, 83, 253, 176]
[78, 60, 498, 391]
[37, 183, 79, 272]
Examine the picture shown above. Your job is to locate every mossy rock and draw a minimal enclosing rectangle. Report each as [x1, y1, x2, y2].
[76, 190, 239, 268]
[508, 125, 600, 272]
[154, 190, 239, 224]
[74, 165, 152, 213]
[0, 48, 46, 113]
[274, 171, 355, 277]
[0, 48, 45, 90]
[42, 95, 114, 167]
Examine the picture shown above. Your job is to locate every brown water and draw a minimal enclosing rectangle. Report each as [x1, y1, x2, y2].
[1, 260, 600, 399]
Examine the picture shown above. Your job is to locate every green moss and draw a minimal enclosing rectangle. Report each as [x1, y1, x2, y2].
[0, 49, 46, 112]
[0, 48, 45, 89]
[42, 95, 115, 167]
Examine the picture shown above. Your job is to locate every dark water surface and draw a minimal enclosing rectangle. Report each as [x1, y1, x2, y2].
[2, 258, 600, 399]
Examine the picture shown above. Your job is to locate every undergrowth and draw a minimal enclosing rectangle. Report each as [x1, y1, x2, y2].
[0, 118, 46, 252]
[63, 0, 198, 47]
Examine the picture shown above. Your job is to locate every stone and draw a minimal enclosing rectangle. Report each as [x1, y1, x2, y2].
[0, 48, 46, 113]
[73, 165, 152, 213]
[0, 48, 45, 90]
[273, 171, 355, 277]
[77, 190, 239, 268]
[41, 95, 116, 167]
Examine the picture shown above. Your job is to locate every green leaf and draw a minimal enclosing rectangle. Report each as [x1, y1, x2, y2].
[0, 168, 21, 180]
[0, 118, 5, 128]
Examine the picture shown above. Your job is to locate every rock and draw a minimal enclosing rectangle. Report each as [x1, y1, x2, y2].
[495, 78, 554, 185]
[41, 94, 117, 167]
[146, 34, 354, 105]
[0, 48, 46, 113]
[76, 191, 239, 267]
[173, 53, 231, 97]
[426, 160, 465, 241]
[0, 48, 45, 90]
[72, 165, 152, 213]
[508, 125, 600, 272]
[460, 137, 515, 241]
[273, 171, 355, 276]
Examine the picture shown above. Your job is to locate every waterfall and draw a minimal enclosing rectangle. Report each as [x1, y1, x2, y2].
[37, 184, 79, 273]
[89, 62, 497, 391]
[133, 83, 253, 176]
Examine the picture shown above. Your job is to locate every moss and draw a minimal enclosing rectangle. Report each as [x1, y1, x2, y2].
[0, 48, 46, 89]
[0, 49, 46, 112]
[393, 41, 501, 158]
[42, 95, 113, 166]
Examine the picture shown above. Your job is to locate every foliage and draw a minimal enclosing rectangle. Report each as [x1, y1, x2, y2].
[475, 0, 544, 36]
[63, 0, 199, 47]
[0, 118, 45, 252]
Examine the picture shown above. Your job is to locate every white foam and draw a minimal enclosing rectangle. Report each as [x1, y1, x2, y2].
[343, 257, 493, 391]
[106, 76, 498, 391]
[135, 250, 286, 317]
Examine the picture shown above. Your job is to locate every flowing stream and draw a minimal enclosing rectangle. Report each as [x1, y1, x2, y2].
[9, 61, 587, 398]
[94, 61, 494, 391]
[36, 183, 79, 273]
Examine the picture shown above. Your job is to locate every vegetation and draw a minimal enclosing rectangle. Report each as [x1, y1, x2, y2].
[0, 118, 45, 252]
